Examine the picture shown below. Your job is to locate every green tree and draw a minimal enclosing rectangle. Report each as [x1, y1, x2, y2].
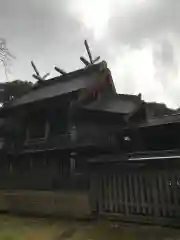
[3, 80, 33, 102]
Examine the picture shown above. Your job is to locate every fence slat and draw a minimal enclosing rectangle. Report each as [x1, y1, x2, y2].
[145, 172, 152, 216]
[118, 175, 124, 213]
[89, 172, 98, 213]
[98, 174, 103, 213]
[138, 174, 146, 215]
[113, 174, 118, 213]
[108, 175, 114, 212]
[103, 174, 109, 212]
[133, 172, 141, 214]
[157, 172, 166, 217]
[90, 159, 180, 226]
[152, 174, 160, 220]
[123, 174, 129, 216]
[128, 173, 134, 214]
[176, 171, 180, 217]
[171, 171, 178, 217]
[164, 171, 172, 217]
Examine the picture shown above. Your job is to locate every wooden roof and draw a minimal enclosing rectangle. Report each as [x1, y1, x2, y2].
[139, 113, 180, 127]
[4, 62, 114, 109]
[84, 93, 142, 115]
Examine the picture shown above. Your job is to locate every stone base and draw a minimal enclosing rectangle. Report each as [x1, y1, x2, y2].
[0, 190, 91, 218]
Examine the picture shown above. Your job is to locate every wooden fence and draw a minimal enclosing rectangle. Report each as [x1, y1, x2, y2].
[89, 157, 180, 225]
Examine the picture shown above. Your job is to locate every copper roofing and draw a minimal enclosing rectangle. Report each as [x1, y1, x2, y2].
[4, 62, 113, 108]
[84, 93, 142, 115]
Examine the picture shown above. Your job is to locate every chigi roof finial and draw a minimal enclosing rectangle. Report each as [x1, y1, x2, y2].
[31, 61, 50, 82]
[80, 40, 100, 67]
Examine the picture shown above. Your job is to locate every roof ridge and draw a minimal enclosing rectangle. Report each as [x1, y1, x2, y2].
[32, 62, 104, 91]
[3, 61, 109, 109]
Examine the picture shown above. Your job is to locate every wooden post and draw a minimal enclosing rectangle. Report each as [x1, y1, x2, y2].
[9, 161, 13, 174]
[171, 171, 179, 217]
[128, 173, 134, 214]
[118, 174, 124, 213]
[133, 172, 141, 214]
[108, 174, 114, 213]
[70, 152, 76, 176]
[68, 101, 74, 134]
[113, 173, 119, 213]
[123, 174, 129, 216]
[158, 172, 166, 217]
[164, 171, 172, 217]
[89, 171, 99, 214]
[45, 121, 50, 139]
[25, 128, 30, 143]
[29, 157, 33, 169]
[146, 172, 152, 215]
[152, 174, 160, 221]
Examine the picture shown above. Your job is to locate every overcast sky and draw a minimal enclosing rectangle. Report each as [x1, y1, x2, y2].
[0, 0, 179, 108]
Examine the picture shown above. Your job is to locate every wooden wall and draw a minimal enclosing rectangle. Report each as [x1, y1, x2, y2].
[0, 150, 91, 218]
[89, 158, 180, 226]
[0, 151, 89, 191]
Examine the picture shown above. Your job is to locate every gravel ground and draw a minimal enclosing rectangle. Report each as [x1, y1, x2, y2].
[0, 215, 180, 239]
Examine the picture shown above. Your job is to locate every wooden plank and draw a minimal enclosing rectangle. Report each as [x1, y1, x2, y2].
[118, 174, 124, 214]
[113, 173, 118, 213]
[138, 173, 146, 215]
[101, 174, 106, 212]
[145, 172, 152, 216]
[171, 171, 179, 217]
[100, 212, 180, 227]
[97, 173, 103, 213]
[171, 171, 178, 217]
[96, 174, 101, 213]
[103, 174, 109, 212]
[164, 171, 172, 217]
[108, 174, 114, 213]
[157, 172, 166, 217]
[100, 174, 105, 212]
[128, 172, 134, 214]
[176, 170, 180, 217]
[89, 172, 96, 213]
[176, 170, 180, 218]
[133, 172, 141, 214]
[123, 173, 129, 216]
[152, 173, 160, 221]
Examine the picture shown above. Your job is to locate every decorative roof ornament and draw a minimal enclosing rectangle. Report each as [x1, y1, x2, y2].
[80, 40, 100, 67]
[31, 61, 50, 82]
[100, 61, 107, 71]
[54, 66, 67, 75]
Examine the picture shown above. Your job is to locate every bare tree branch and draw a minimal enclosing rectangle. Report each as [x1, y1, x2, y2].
[0, 39, 15, 81]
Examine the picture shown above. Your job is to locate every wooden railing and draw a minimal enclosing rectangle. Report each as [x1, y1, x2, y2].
[5, 130, 118, 153]
[89, 157, 180, 226]
[128, 149, 180, 160]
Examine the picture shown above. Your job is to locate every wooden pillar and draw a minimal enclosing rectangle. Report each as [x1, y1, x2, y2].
[45, 121, 50, 139]
[133, 128, 144, 151]
[70, 152, 77, 175]
[68, 102, 74, 133]
[25, 128, 30, 143]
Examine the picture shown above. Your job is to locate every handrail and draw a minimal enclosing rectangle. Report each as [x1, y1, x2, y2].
[6, 130, 118, 153]
[128, 149, 180, 158]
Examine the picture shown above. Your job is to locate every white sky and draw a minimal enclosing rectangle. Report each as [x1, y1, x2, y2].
[0, 0, 180, 108]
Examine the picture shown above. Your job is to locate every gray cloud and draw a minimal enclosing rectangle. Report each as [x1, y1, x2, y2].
[106, 0, 180, 108]
[107, 0, 180, 74]
[108, 0, 180, 46]
[0, 0, 91, 81]
[0, 0, 180, 108]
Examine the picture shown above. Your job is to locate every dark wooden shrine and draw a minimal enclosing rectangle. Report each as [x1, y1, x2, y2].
[0, 41, 180, 224]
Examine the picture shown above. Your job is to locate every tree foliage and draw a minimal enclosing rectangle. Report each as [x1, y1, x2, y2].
[0, 39, 15, 81]
[3, 80, 33, 102]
